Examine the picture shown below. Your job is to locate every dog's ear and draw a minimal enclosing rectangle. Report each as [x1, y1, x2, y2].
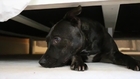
[63, 5, 82, 28]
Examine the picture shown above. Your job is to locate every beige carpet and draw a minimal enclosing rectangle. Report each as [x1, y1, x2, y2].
[0, 59, 140, 79]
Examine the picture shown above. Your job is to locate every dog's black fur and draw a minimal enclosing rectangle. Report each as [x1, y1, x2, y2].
[39, 5, 140, 71]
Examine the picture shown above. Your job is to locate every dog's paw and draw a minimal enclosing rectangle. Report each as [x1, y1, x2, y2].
[127, 60, 140, 71]
[70, 63, 88, 71]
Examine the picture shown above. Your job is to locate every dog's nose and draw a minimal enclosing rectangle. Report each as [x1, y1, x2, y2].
[39, 58, 47, 66]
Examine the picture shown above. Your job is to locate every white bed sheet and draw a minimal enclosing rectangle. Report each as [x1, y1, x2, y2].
[0, 60, 140, 79]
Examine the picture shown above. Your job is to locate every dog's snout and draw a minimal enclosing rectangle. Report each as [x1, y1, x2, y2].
[39, 58, 47, 66]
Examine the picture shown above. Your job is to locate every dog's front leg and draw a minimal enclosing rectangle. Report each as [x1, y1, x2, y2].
[70, 55, 88, 71]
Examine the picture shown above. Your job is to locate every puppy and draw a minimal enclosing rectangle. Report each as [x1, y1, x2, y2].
[39, 5, 140, 71]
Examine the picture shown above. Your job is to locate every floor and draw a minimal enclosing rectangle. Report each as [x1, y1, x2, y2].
[0, 59, 140, 79]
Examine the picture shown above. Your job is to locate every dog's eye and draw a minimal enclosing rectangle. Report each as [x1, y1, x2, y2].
[53, 37, 61, 44]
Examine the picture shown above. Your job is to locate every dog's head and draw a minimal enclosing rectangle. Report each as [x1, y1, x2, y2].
[39, 5, 85, 67]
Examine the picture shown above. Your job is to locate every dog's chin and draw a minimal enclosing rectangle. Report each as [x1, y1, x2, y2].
[41, 64, 64, 68]
[40, 62, 65, 68]
[39, 59, 67, 68]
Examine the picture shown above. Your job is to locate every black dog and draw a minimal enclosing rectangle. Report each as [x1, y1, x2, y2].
[39, 5, 140, 71]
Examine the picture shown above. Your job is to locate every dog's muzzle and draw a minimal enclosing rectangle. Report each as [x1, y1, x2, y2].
[39, 55, 66, 68]
[39, 55, 58, 67]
